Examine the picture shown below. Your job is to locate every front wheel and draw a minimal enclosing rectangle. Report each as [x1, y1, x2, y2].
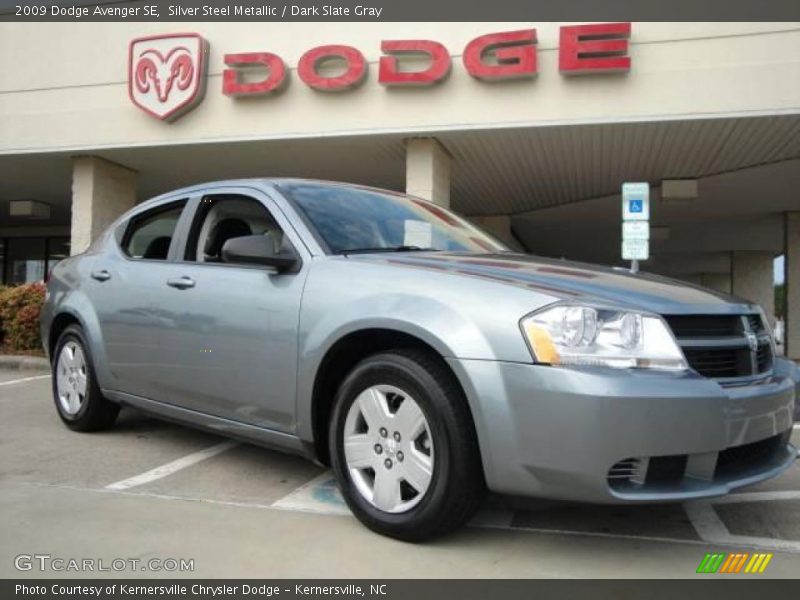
[329, 349, 484, 541]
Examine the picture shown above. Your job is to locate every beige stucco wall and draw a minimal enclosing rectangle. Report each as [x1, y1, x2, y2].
[70, 156, 137, 254]
[731, 251, 776, 326]
[1, 22, 799, 154]
[786, 213, 800, 360]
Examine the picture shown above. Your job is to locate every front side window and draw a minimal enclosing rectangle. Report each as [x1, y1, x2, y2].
[185, 194, 284, 264]
[122, 202, 186, 260]
[279, 182, 507, 254]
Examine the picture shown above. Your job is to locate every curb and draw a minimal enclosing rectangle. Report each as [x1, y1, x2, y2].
[0, 354, 50, 371]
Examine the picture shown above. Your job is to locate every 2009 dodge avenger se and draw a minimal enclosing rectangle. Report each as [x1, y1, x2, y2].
[41, 179, 799, 540]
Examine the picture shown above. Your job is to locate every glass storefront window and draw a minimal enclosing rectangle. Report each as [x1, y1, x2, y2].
[6, 238, 46, 284]
[46, 237, 71, 277]
[1, 236, 70, 285]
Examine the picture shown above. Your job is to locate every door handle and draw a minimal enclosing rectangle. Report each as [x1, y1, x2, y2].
[91, 270, 111, 282]
[166, 276, 196, 290]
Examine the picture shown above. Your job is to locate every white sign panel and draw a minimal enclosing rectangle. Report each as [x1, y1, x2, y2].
[622, 239, 649, 260]
[621, 182, 650, 221]
[622, 221, 650, 241]
[404, 220, 433, 248]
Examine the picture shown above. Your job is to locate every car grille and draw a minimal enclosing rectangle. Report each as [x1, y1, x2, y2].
[664, 314, 773, 380]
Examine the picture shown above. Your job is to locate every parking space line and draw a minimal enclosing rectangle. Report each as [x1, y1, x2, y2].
[712, 490, 800, 505]
[271, 472, 350, 516]
[0, 374, 50, 387]
[105, 440, 238, 491]
[685, 493, 800, 553]
[14, 480, 800, 554]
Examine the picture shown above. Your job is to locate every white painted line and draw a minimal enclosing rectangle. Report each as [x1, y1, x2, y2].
[17, 481, 800, 554]
[684, 501, 732, 542]
[271, 472, 350, 516]
[711, 490, 800, 505]
[105, 440, 238, 491]
[0, 374, 50, 387]
[685, 493, 800, 553]
[793, 424, 800, 430]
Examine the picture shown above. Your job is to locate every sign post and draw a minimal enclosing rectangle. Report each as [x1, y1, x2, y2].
[621, 182, 650, 274]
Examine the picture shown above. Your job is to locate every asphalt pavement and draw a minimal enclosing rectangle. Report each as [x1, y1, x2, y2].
[1, 368, 798, 578]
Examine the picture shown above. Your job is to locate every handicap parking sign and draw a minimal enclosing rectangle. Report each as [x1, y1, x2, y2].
[622, 183, 649, 221]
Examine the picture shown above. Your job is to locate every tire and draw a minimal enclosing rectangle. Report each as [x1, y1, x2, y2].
[329, 349, 485, 541]
[51, 324, 119, 432]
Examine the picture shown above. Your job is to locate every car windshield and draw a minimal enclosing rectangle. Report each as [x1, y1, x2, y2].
[279, 182, 509, 255]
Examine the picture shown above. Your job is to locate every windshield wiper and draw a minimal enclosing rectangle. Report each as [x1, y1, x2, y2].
[340, 246, 439, 255]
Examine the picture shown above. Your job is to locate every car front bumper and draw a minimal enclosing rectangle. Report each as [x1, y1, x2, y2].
[447, 356, 798, 503]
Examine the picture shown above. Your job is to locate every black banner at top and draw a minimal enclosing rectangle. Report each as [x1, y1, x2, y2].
[1, 0, 800, 21]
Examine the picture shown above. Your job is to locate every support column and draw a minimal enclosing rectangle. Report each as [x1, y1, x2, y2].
[71, 156, 137, 255]
[700, 273, 731, 294]
[405, 138, 451, 208]
[731, 251, 775, 327]
[471, 215, 521, 250]
[786, 213, 800, 360]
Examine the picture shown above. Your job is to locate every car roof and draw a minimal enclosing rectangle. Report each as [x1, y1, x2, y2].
[138, 178, 409, 210]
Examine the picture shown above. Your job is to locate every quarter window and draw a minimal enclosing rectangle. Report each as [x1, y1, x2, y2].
[122, 202, 186, 260]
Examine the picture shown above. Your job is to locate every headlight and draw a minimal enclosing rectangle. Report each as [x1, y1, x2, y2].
[521, 304, 688, 370]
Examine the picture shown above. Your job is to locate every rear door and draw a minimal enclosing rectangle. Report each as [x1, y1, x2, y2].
[152, 187, 310, 432]
[89, 199, 191, 400]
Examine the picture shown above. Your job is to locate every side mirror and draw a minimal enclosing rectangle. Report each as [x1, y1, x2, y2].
[221, 234, 299, 272]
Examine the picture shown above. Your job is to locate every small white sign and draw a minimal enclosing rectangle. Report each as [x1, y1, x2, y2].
[404, 220, 433, 248]
[622, 239, 649, 260]
[622, 221, 650, 241]
[622, 182, 650, 221]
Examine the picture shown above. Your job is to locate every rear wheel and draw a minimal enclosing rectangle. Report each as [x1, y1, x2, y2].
[329, 349, 484, 541]
[52, 324, 119, 431]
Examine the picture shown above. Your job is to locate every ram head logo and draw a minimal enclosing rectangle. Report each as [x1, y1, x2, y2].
[128, 33, 208, 122]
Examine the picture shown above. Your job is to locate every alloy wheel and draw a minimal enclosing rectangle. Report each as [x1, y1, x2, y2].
[56, 341, 88, 416]
[343, 384, 434, 513]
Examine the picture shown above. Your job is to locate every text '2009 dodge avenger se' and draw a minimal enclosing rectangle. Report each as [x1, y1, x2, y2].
[41, 179, 799, 540]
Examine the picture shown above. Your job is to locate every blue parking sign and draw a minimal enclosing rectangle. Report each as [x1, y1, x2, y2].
[622, 183, 649, 221]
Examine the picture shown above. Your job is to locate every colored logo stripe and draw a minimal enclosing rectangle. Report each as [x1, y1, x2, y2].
[697, 553, 726, 573]
[744, 553, 773, 574]
[697, 552, 773, 574]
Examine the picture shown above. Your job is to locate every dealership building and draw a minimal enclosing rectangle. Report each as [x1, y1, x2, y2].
[0, 21, 799, 357]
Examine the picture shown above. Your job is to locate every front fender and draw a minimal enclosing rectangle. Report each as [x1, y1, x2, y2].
[774, 357, 800, 421]
[295, 293, 503, 442]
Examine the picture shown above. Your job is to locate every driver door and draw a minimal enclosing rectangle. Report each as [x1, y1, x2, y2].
[153, 188, 309, 432]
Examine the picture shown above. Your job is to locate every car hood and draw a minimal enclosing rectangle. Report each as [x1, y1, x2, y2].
[349, 252, 759, 316]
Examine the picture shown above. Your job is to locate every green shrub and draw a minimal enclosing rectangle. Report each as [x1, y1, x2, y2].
[0, 282, 46, 353]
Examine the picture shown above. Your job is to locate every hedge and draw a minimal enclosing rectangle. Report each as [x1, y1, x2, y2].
[0, 282, 46, 353]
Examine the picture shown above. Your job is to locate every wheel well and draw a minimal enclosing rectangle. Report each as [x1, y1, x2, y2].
[48, 313, 80, 362]
[311, 328, 472, 466]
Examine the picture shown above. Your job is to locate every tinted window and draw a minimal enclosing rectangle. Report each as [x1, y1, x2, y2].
[123, 202, 185, 260]
[280, 183, 507, 254]
[185, 194, 284, 264]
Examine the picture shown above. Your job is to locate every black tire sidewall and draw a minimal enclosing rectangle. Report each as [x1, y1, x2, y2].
[330, 353, 462, 535]
[51, 325, 99, 425]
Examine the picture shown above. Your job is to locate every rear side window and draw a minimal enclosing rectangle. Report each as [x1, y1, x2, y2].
[122, 202, 186, 260]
